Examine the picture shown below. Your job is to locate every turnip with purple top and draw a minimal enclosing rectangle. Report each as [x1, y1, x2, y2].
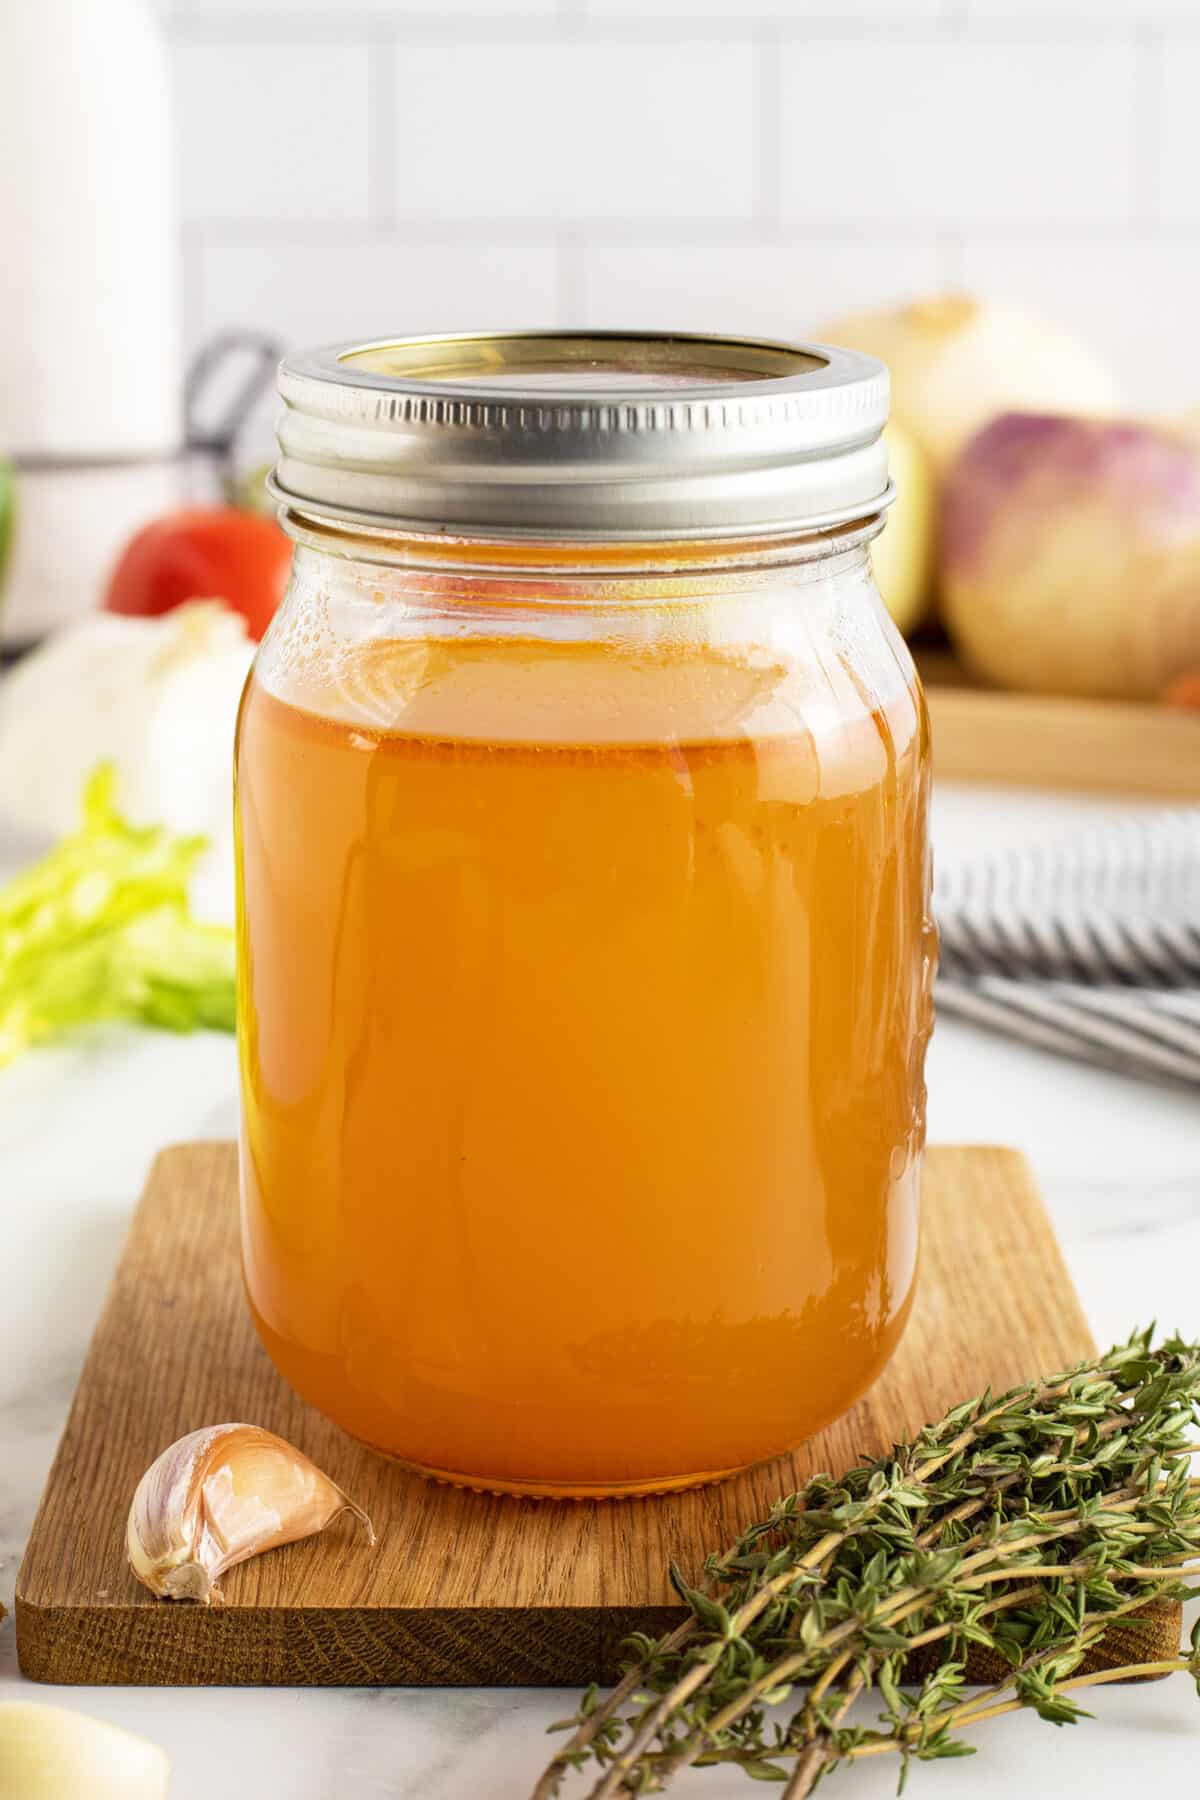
[941, 413, 1200, 701]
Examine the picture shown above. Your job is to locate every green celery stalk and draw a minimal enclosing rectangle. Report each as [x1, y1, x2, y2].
[0, 764, 236, 1066]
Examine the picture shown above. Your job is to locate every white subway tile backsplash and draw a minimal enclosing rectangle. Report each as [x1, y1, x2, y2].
[164, 3, 1200, 413]
[1158, 41, 1200, 221]
[175, 38, 373, 225]
[779, 37, 1136, 224]
[191, 242, 563, 349]
[578, 241, 946, 337]
[958, 239, 1200, 414]
[389, 38, 757, 223]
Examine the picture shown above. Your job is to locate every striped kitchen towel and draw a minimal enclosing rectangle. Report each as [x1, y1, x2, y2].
[935, 809, 1200, 1086]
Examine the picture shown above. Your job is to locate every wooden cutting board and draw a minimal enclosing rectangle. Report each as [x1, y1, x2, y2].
[916, 646, 1200, 797]
[17, 1142, 1099, 1689]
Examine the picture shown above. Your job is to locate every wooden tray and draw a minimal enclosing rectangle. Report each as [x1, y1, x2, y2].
[17, 1142, 1099, 1688]
[916, 646, 1200, 798]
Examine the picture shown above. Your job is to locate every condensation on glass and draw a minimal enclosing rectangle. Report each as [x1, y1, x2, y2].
[235, 332, 937, 1497]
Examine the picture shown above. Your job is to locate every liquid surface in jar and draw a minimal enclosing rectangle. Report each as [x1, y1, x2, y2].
[236, 632, 933, 1495]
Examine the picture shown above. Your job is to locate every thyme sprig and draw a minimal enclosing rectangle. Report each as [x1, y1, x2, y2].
[533, 1329, 1200, 1798]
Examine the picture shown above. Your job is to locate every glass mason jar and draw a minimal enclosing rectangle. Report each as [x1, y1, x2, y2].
[235, 332, 935, 1498]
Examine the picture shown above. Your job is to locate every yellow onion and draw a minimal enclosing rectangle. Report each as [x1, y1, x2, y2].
[872, 421, 936, 636]
[941, 413, 1200, 701]
[820, 295, 1120, 476]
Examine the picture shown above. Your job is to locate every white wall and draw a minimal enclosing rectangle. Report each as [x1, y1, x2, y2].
[170, 0, 1200, 412]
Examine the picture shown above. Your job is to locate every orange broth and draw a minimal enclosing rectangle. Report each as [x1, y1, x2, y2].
[236, 631, 933, 1495]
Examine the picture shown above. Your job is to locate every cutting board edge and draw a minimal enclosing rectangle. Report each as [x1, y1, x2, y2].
[921, 679, 1200, 798]
[13, 1596, 684, 1688]
[15, 1138, 1106, 1689]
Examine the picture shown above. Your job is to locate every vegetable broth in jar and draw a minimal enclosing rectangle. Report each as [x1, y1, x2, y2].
[236, 334, 935, 1496]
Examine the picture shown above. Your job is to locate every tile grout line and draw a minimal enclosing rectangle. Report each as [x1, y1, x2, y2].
[166, 14, 1180, 46]
[1130, 22, 1163, 231]
[180, 238, 204, 363]
[369, 18, 399, 235]
[180, 219, 1200, 249]
[938, 228, 966, 290]
[556, 231, 586, 326]
[752, 21, 782, 237]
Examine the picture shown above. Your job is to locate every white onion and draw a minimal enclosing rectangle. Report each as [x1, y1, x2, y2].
[0, 601, 254, 919]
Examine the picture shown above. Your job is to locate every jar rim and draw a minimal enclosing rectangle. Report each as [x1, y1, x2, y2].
[273, 329, 892, 545]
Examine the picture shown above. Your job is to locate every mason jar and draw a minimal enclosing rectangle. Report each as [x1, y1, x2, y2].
[235, 331, 935, 1498]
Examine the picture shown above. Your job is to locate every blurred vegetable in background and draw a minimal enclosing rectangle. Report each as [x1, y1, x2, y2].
[0, 764, 235, 1068]
[0, 601, 253, 921]
[104, 503, 290, 640]
[941, 413, 1200, 700]
[1164, 669, 1200, 709]
[871, 420, 935, 635]
[0, 1702, 169, 1800]
[820, 295, 1120, 477]
[228, 458, 275, 518]
[0, 457, 14, 602]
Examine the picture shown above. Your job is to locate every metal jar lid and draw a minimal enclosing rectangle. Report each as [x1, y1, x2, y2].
[273, 330, 891, 544]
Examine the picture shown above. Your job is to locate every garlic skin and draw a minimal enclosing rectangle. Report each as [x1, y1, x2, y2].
[127, 1423, 375, 1603]
[0, 1702, 169, 1799]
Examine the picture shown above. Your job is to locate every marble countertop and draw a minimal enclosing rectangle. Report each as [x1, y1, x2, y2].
[2, 783, 1198, 1799]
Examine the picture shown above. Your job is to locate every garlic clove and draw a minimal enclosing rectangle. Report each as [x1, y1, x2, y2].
[127, 1423, 375, 1603]
[0, 1702, 170, 1800]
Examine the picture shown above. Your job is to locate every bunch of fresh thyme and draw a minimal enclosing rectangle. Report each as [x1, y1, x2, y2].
[534, 1329, 1200, 1798]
